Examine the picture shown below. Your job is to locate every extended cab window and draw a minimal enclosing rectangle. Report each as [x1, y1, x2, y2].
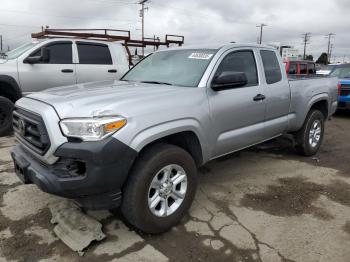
[77, 42, 112, 65]
[30, 42, 72, 64]
[300, 64, 307, 74]
[215, 50, 258, 87]
[260, 50, 282, 84]
[288, 63, 297, 74]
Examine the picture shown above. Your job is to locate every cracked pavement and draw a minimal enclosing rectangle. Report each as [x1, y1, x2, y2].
[1, 112, 350, 262]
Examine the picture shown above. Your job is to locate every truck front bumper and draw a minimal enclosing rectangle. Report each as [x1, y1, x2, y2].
[10, 137, 137, 210]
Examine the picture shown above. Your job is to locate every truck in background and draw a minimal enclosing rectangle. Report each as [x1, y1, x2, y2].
[284, 60, 317, 75]
[0, 28, 185, 136]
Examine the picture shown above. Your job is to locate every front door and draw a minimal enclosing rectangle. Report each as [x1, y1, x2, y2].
[208, 49, 267, 158]
[18, 41, 76, 93]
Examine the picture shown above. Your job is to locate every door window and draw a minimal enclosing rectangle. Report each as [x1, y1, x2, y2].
[288, 63, 297, 74]
[77, 42, 113, 65]
[214, 50, 258, 87]
[260, 50, 282, 84]
[30, 42, 72, 64]
[300, 64, 307, 74]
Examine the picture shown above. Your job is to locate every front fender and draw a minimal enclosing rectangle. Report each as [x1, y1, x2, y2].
[118, 118, 210, 163]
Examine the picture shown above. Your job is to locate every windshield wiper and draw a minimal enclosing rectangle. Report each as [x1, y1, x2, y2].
[140, 81, 173, 86]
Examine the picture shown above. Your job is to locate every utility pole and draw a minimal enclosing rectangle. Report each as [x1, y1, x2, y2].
[301, 32, 311, 60]
[256, 23, 267, 44]
[325, 33, 335, 64]
[139, 0, 149, 57]
[0, 35, 3, 52]
[329, 44, 334, 63]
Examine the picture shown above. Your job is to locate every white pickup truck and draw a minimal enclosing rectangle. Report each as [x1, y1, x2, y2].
[0, 38, 130, 136]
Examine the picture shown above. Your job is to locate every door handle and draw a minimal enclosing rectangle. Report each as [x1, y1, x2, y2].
[61, 69, 74, 73]
[108, 69, 117, 73]
[253, 94, 266, 101]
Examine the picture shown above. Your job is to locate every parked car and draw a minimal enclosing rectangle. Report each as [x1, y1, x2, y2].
[317, 63, 343, 75]
[284, 60, 317, 75]
[330, 64, 350, 109]
[11, 43, 338, 234]
[0, 38, 130, 136]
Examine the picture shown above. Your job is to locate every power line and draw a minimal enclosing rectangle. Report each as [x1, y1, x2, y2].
[0, 9, 137, 24]
[301, 32, 311, 60]
[256, 23, 267, 44]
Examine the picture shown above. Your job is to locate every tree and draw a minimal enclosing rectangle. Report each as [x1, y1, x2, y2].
[316, 53, 328, 65]
[305, 55, 313, 61]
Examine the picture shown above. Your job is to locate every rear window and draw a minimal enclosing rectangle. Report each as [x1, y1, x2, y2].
[300, 64, 307, 74]
[260, 50, 282, 84]
[288, 63, 297, 74]
[331, 66, 350, 78]
[77, 42, 112, 65]
[308, 63, 316, 74]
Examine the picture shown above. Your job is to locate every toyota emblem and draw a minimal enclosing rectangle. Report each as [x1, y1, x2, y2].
[18, 119, 26, 136]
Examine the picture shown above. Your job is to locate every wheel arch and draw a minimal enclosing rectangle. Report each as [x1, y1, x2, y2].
[128, 121, 208, 167]
[0, 75, 22, 103]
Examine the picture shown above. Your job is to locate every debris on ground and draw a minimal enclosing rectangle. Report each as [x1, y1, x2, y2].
[49, 200, 106, 256]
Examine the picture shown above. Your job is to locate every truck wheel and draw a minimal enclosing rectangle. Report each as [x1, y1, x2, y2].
[295, 109, 325, 156]
[0, 97, 14, 137]
[121, 143, 197, 234]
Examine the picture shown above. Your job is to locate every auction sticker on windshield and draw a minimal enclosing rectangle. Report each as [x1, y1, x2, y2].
[188, 53, 214, 60]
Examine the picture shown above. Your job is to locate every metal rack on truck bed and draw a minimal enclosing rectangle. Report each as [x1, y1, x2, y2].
[32, 28, 185, 65]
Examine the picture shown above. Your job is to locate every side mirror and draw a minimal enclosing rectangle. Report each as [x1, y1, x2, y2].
[23, 47, 50, 64]
[212, 71, 248, 91]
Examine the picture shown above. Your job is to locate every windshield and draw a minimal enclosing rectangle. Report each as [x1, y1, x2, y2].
[122, 49, 217, 87]
[4, 41, 40, 60]
[330, 66, 350, 79]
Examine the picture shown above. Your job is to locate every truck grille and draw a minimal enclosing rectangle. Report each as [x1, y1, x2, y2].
[13, 108, 50, 156]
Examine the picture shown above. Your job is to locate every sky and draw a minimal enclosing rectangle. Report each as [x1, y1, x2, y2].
[0, 0, 349, 62]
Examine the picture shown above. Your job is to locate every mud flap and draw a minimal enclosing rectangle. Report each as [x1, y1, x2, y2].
[49, 200, 106, 256]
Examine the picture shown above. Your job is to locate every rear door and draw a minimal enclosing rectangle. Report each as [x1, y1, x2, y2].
[259, 49, 290, 137]
[207, 48, 267, 157]
[18, 41, 76, 92]
[75, 41, 119, 84]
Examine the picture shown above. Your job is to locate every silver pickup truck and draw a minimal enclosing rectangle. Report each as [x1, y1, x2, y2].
[10, 43, 338, 234]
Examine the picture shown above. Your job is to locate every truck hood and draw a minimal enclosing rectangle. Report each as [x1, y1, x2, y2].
[26, 80, 201, 119]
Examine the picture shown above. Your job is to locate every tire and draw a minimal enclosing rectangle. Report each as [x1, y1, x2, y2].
[121, 143, 197, 234]
[0, 97, 14, 137]
[295, 109, 325, 156]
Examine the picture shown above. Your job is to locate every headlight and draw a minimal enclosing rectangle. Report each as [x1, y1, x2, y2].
[60, 116, 127, 141]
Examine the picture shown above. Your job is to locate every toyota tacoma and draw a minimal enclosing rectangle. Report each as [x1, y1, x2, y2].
[10, 43, 338, 233]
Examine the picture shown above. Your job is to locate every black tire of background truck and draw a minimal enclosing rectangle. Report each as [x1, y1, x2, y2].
[0, 96, 14, 137]
[121, 143, 197, 234]
[295, 109, 325, 156]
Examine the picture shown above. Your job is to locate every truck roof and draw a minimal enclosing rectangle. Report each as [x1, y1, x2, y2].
[162, 43, 276, 51]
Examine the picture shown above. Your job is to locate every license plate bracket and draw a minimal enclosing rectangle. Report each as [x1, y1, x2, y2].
[12, 155, 30, 184]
